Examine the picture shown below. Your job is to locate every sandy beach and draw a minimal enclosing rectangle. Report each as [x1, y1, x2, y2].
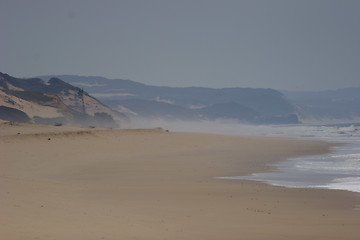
[1, 121, 359, 240]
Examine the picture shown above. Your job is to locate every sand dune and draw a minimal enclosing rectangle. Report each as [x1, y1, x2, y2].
[0, 121, 359, 239]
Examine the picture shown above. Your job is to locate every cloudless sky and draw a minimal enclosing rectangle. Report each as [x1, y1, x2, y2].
[1, 0, 359, 91]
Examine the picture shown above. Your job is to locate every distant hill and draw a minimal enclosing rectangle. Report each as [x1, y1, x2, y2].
[282, 88, 360, 123]
[39, 75, 300, 124]
[0, 73, 129, 127]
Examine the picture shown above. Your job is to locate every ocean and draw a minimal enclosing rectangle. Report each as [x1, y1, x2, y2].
[215, 123, 360, 193]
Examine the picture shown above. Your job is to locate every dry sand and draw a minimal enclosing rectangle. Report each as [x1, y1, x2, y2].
[1, 121, 359, 239]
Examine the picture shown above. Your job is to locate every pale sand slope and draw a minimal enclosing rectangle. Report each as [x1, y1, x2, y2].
[1, 122, 359, 240]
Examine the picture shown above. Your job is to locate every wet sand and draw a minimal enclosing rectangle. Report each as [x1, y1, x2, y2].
[1, 121, 359, 239]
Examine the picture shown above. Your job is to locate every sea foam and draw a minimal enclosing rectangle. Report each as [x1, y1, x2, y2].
[217, 123, 360, 193]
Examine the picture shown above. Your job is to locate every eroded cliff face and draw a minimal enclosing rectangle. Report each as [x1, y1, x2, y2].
[0, 73, 129, 127]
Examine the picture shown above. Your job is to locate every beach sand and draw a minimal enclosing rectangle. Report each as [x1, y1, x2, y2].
[1, 121, 359, 239]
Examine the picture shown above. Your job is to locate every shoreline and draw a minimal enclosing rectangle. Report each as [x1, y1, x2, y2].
[1, 122, 360, 239]
[223, 140, 360, 194]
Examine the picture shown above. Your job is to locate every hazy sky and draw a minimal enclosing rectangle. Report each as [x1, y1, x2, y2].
[1, 0, 359, 91]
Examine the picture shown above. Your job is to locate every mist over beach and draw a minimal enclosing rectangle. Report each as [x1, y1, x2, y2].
[1, 0, 360, 239]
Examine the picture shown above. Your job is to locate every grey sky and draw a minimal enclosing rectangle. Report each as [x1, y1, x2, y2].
[1, 0, 359, 91]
